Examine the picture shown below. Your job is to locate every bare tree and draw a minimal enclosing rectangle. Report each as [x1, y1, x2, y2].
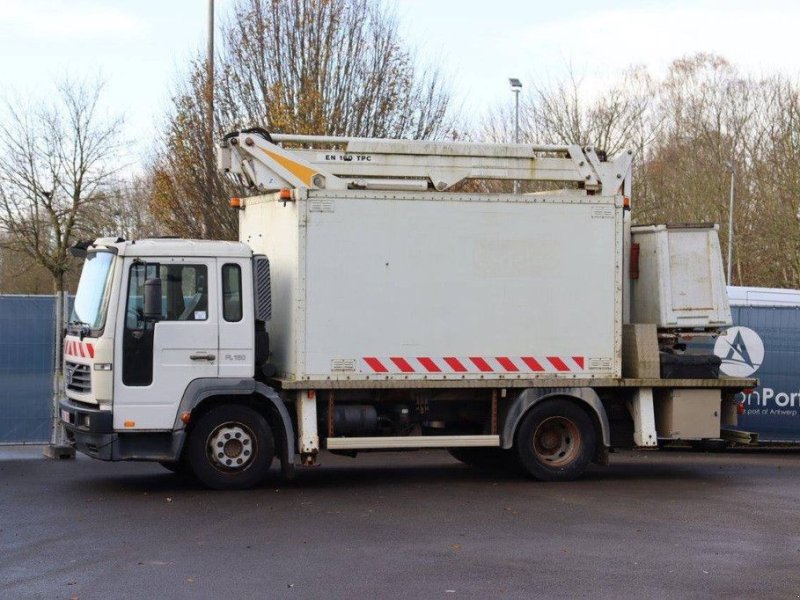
[0, 239, 63, 294]
[150, 0, 456, 239]
[0, 78, 124, 294]
[480, 65, 655, 194]
[87, 174, 166, 241]
[483, 66, 656, 155]
[636, 55, 759, 285]
[218, 0, 453, 138]
[745, 76, 800, 287]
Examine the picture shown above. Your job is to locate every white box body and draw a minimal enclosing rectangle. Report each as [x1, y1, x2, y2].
[630, 224, 731, 329]
[240, 190, 623, 382]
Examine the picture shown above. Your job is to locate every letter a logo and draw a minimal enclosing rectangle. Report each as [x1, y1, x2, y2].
[714, 326, 765, 377]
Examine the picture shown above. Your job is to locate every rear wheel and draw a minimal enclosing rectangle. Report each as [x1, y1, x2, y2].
[186, 404, 274, 490]
[515, 400, 596, 481]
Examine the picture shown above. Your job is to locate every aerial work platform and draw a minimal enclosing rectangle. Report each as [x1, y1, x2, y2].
[218, 128, 634, 194]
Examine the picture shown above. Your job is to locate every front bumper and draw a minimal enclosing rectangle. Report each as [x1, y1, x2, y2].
[59, 397, 184, 462]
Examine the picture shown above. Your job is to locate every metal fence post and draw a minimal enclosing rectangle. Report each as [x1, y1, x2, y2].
[43, 291, 74, 459]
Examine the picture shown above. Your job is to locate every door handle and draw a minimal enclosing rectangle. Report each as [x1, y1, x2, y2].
[190, 353, 216, 361]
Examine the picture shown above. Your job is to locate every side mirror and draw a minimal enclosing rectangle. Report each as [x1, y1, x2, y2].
[143, 277, 163, 321]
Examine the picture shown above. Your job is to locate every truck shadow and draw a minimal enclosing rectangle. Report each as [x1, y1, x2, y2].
[87, 457, 715, 495]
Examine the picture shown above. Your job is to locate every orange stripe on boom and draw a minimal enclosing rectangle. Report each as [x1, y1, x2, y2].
[259, 147, 317, 187]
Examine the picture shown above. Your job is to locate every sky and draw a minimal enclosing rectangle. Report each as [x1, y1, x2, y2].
[1, 0, 799, 169]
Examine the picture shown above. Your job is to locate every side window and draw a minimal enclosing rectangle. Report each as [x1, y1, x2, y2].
[125, 263, 209, 326]
[161, 264, 209, 321]
[126, 263, 157, 330]
[222, 264, 242, 322]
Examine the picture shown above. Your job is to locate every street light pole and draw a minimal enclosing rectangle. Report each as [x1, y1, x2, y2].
[205, 0, 215, 238]
[726, 161, 735, 285]
[509, 78, 522, 193]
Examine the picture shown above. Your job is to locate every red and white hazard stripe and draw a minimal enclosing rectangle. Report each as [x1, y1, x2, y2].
[64, 339, 95, 359]
[360, 356, 586, 374]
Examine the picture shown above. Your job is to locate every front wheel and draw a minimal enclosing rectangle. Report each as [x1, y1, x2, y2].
[186, 404, 274, 490]
[515, 400, 596, 482]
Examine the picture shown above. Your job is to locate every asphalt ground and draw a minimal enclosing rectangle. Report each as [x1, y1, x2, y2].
[1, 447, 800, 600]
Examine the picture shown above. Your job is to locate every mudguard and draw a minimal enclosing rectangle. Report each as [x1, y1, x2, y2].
[502, 387, 611, 449]
[174, 378, 295, 476]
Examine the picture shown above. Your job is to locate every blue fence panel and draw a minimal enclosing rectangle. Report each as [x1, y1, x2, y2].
[733, 306, 800, 442]
[0, 296, 56, 444]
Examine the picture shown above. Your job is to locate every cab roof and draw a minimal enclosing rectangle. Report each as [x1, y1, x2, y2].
[92, 237, 252, 258]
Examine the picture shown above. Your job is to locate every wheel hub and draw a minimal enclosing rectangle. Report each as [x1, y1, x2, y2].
[208, 423, 255, 470]
[532, 416, 581, 467]
[539, 430, 560, 451]
[223, 438, 243, 458]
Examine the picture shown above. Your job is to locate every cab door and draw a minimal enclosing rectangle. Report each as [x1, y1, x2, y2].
[114, 257, 218, 430]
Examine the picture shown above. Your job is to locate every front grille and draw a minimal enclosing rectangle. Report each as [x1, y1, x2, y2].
[65, 361, 91, 394]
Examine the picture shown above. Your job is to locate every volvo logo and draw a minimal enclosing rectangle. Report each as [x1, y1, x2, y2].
[714, 326, 765, 377]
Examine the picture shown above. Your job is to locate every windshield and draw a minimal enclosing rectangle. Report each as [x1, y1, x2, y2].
[70, 251, 115, 331]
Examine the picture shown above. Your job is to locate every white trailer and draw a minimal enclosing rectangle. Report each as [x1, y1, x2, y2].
[58, 129, 754, 489]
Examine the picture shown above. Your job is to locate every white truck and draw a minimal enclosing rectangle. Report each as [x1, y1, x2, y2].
[59, 129, 754, 489]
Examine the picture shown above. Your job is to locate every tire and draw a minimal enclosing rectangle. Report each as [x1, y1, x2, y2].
[186, 404, 274, 490]
[447, 447, 521, 472]
[515, 400, 596, 482]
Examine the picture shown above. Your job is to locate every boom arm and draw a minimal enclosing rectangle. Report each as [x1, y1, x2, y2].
[217, 128, 633, 195]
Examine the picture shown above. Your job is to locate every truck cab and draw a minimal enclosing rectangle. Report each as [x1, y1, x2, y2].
[60, 238, 292, 486]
